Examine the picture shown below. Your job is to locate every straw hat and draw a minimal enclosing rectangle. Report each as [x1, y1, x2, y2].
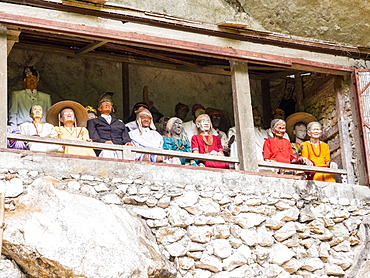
[46, 100, 89, 127]
[286, 112, 317, 140]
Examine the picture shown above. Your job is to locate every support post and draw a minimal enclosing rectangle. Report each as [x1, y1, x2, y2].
[261, 79, 272, 128]
[295, 73, 304, 112]
[0, 182, 5, 258]
[0, 25, 7, 149]
[335, 76, 355, 184]
[230, 60, 258, 172]
[122, 63, 130, 121]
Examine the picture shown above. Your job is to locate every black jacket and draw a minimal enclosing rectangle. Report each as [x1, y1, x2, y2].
[87, 116, 131, 145]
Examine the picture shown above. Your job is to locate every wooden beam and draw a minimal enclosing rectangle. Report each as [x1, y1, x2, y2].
[294, 73, 304, 111]
[122, 62, 130, 121]
[261, 79, 272, 127]
[0, 25, 7, 149]
[74, 40, 108, 56]
[6, 29, 20, 56]
[335, 76, 355, 184]
[230, 60, 258, 171]
[113, 44, 203, 68]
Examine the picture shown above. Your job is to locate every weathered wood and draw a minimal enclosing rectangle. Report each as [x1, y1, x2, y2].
[74, 40, 108, 56]
[7, 133, 239, 164]
[6, 28, 20, 56]
[0, 12, 356, 74]
[122, 62, 130, 121]
[322, 125, 339, 141]
[261, 79, 272, 127]
[0, 25, 7, 149]
[303, 76, 334, 107]
[335, 76, 355, 184]
[258, 161, 347, 175]
[328, 136, 341, 153]
[230, 60, 258, 171]
[295, 73, 304, 111]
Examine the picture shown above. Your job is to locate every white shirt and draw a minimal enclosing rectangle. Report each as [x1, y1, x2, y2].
[9, 89, 52, 126]
[19, 122, 61, 152]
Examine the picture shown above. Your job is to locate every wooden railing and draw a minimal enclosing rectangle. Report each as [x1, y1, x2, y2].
[7, 133, 348, 182]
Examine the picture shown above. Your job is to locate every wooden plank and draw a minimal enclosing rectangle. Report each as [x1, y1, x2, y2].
[322, 125, 339, 141]
[328, 136, 340, 153]
[0, 12, 356, 73]
[7, 133, 239, 163]
[122, 62, 130, 121]
[303, 76, 334, 107]
[258, 161, 347, 175]
[261, 79, 272, 127]
[0, 25, 7, 149]
[334, 76, 355, 184]
[295, 73, 304, 112]
[74, 40, 108, 56]
[230, 60, 258, 171]
[6, 29, 20, 56]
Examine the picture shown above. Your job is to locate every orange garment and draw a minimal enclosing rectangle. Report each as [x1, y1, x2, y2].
[301, 141, 335, 182]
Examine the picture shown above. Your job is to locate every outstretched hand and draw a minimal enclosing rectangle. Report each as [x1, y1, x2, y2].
[299, 156, 313, 166]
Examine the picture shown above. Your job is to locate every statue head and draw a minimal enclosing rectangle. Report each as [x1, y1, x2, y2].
[29, 105, 43, 120]
[59, 108, 76, 127]
[307, 121, 322, 139]
[271, 119, 286, 139]
[195, 114, 213, 133]
[166, 117, 183, 138]
[22, 66, 40, 91]
[174, 102, 189, 121]
[293, 122, 307, 143]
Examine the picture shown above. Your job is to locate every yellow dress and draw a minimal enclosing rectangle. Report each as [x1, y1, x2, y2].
[55, 126, 96, 157]
[301, 141, 336, 182]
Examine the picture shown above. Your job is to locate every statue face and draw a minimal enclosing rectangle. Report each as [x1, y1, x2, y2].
[307, 123, 322, 139]
[59, 108, 76, 125]
[272, 121, 286, 138]
[30, 105, 43, 119]
[98, 102, 112, 115]
[293, 124, 307, 140]
[140, 115, 152, 128]
[171, 119, 182, 136]
[197, 118, 211, 132]
[211, 114, 221, 129]
[23, 75, 39, 91]
[176, 107, 188, 120]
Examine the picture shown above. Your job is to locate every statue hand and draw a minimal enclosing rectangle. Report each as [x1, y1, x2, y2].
[300, 157, 313, 166]
[329, 162, 338, 169]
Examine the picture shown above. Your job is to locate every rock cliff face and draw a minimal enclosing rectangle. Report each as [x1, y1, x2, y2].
[114, 0, 370, 47]
[2, 177, 176, 278]
[1, 152, 370, 277]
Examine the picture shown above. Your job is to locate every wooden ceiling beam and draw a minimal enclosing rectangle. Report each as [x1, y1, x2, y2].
[74, 40, 108, 56]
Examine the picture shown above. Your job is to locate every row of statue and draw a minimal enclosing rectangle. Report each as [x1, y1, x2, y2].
[7, 66, 337, 182]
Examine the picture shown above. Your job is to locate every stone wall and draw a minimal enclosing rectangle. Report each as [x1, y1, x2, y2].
[2, 151, 370, 277]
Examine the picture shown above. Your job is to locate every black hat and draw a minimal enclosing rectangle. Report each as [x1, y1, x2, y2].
[97, 92, 114, 107]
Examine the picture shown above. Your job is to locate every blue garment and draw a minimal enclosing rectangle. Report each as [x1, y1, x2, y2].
[162, 136, 191, 165]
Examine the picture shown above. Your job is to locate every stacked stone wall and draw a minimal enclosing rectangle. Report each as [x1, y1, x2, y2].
[2, 152, 370, 277]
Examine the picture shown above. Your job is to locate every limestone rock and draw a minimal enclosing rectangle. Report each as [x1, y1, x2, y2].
[234, 213, 266, 229]
[212, 239, 232, 258]
[0, 258, 25, 278]
[222, 244, 251, 271]
[300, 258, 324, 272]
[195, 254, 222, 273]
[156, 227, 187, 244]
[188, 226, 213, 243]
[3, 178, 176, 278]
[5, 178, 24, 198]
[274, 222, 296, 242]
[307, 219, 326, 234]
[168, 204, 194, 227]
[268, 243, 295, 265]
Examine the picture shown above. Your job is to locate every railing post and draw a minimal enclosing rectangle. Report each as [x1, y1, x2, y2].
[0, 25, 7, 149]
[230, 60, 258, 172]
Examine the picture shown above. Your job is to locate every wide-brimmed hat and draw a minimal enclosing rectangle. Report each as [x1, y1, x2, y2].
[46, 100, 89, 127]
[286, 112, 317, 140]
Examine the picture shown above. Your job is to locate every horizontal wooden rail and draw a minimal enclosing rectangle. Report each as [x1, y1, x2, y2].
[7, 133, 348, 177]
[258, 161, 347, 175]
